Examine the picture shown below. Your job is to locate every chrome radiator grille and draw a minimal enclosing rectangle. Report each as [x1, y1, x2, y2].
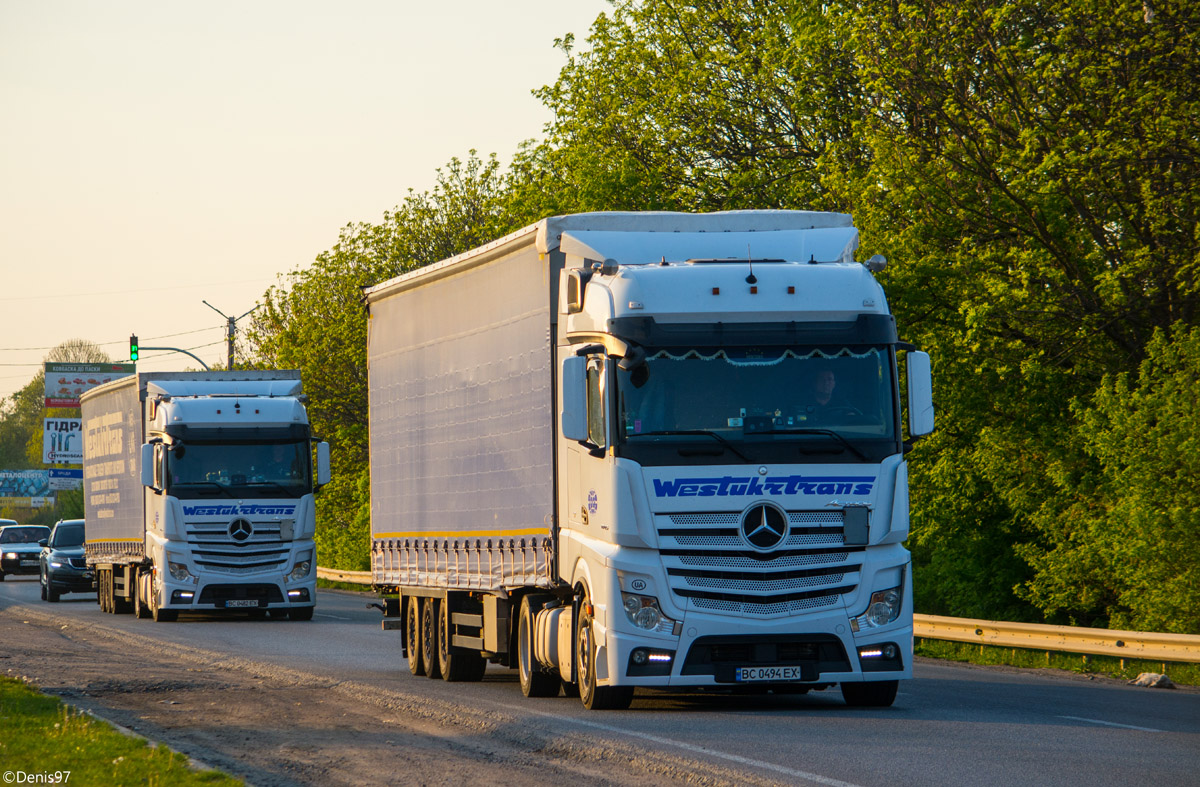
[185, 521, 290, 574]
[657, 511, 861, 616]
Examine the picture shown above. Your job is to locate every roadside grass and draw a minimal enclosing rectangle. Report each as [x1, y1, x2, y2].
[915, 638, 1200, 687]
[0, 676, 241, 786]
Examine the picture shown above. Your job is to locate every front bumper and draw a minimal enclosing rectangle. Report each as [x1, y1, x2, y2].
[1, 554, 43, 576]
[159, 574, 316, 611]
[597, 606, 912, 688]
[46, 567, 97, 593]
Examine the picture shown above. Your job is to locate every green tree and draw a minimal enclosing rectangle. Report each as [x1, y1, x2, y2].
[841, 0, 1200, 623]
[507, 0, 863, 223]
[1017, 325, 1200, 632]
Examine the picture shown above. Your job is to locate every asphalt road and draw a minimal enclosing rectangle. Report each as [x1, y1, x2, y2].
[3, 576, 1198, 787]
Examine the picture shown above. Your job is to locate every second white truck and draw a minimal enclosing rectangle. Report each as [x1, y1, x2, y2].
[367, 210, 934, 708]
[82, 371, 330, 621]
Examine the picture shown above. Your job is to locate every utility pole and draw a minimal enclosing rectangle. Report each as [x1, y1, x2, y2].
[202, 301, 259, 370]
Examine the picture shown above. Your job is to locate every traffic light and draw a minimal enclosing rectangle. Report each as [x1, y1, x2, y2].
[129, 334, 139, 361]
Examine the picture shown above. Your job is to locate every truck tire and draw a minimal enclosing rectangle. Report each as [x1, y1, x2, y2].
[98, 570, 110, 613]
[438, 601, 486, 682]
[420, 597, 442, 679]
[577, 598, 633, 710]
[518, 595, 559, 698]
[289, 607, 314, 621]
[841, 680, 898, 708]
[405, 598, 425, 676]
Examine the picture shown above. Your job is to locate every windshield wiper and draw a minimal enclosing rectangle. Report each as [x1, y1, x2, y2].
[748, 428, 868, 461]
[630, 430, 751, 462]
[169, 481, 238, 498]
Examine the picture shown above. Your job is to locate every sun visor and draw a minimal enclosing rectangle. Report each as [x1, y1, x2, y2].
[558, 227, 860, 266]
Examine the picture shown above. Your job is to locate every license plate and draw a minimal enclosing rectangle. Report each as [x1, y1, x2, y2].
[20, 559, 38, 567]
[225, 599, 259, 608]
[735, 666, 804, 682]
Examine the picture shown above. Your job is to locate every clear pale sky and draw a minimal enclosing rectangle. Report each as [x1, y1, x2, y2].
[0, 0, 610, 401]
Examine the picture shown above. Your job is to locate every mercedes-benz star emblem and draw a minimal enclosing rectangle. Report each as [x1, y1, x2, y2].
[741, 503, 788, 550]
[229, 518, 253, 542]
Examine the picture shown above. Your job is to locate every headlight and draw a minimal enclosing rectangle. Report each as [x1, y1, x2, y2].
[851, 586, 903, 631]
[50, 561, 64, 568]
[621, 592, 676, 634]
[168, 560, 193, 582]
[3, 552, 16, 560]
[288, 559, 312, 581]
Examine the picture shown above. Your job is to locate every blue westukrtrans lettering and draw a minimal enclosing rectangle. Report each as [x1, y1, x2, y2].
[652, 475, 874, 498]
[182, 504, 297, 517]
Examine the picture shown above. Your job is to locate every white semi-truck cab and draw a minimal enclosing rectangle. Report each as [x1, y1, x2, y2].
[84, 372, 330, 622]
[552, 215, 934, 708]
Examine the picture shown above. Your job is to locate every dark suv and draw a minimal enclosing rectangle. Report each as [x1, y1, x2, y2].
[0, 524, 51, 580]
[39, 519, 94, 601]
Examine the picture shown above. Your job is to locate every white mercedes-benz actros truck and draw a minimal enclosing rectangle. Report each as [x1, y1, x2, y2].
[367, 211, 934, 709]
[82, 371, 330, 621]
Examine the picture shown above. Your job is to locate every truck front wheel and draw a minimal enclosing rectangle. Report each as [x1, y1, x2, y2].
[841, 680, 898, 707]
[576, 599, 633, 711]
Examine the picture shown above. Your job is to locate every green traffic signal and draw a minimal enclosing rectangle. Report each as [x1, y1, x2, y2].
[130, 334, 139, 361]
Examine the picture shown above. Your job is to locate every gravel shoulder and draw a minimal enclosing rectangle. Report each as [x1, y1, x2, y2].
[1, 603, 786, 787]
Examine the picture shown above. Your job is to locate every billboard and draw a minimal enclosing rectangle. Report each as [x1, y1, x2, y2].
[44, 363, 135, 408]
[43, 418, 83, 464]
[49, 468, 83, 490]
[0, 469, 53, 508]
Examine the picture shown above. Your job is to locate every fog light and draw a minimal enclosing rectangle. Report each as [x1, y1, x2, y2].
[626, 647, 675, 677]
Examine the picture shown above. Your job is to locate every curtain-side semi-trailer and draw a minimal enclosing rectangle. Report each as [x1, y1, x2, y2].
[367, 211, 934, 709]
[82, 371, 331, 622]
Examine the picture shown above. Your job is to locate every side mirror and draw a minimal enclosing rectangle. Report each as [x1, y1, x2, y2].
[907, 351, 935, 438]
[140, 443, 156, 488]
[316, 441, 331, 487]
[561, 355, 588, 442]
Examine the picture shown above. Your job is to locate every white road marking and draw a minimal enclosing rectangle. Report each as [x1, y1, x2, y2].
[1058, 715, 1163, 733]
[506, 702, 867, 787]
[314, 612, 351, 620]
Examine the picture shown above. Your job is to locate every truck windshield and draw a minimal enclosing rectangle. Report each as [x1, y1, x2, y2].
[166, 440, 311, 499]
[615, 346, 900, 465]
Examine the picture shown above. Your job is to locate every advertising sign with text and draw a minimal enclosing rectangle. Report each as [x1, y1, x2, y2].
[44, 363, 135, 408]
[43, 418, 83, 464]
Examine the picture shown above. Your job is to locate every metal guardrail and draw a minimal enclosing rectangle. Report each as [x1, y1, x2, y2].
[914, 614, 1200, 663]
[317, 567, 372, 584]
[316, 567, 1200, 663]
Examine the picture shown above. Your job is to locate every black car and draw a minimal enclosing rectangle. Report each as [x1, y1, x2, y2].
[0, 524, 52, 580]
[39, 519, 94, 601]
